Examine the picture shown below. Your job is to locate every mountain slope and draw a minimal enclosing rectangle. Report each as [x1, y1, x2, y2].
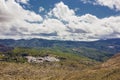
[0, 53, 119, 80]
[68, 53, 120, 80]
[0, 47, 98, 80]
[101, 53, 120, 68]
[0, 38, 120, 61]
[0, 38, 120, 53]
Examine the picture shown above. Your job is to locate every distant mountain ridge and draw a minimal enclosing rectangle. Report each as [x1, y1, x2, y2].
[0, 38, 120, 61]
[0, 44, 14, 52]
[0, 38, 120, 53]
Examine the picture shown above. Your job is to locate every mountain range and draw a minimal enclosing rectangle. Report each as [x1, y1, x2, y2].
[0, 38, 120, 80]
[0, 38, 120, 61]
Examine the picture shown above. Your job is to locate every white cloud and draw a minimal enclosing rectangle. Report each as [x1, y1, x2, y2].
[16, 0, 29, 4]
[39, 7, 45, 12]
[0, 1, 120, 41]
[81, 0, 120, 11]
[0, 0, 43, 39]
[47, 2, 120, 41]
[95, 0, 120, 11]
[48, 2, 75, 21]
[81, 0, 94, 4]
[74, 8, 79, 12]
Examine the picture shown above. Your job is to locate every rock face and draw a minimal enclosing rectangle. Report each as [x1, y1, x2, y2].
[25, 56, 60, 63]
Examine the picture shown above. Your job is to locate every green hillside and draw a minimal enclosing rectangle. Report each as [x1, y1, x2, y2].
[0, 39, 120, 80]
[0, 49, 120, 80]
[0, 47, 99, 80]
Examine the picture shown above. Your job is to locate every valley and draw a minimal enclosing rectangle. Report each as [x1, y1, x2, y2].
[0, 39, 120, 80]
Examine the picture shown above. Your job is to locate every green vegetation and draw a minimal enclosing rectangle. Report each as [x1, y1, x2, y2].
[0, 47, 101, 80]
[0, 47, 97, 67]
[0, 53, 120, 80]
[0, 38, 120, 55]
[1, 38, 119, 61]
[73, 47, 111, 61]
[0, 38, 120, 80]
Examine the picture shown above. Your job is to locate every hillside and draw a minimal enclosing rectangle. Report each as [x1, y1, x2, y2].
[68, 53, 120, 80]
[0, 38, 120, 54]
[0, 52, 119, 80]
[0, 47, 99, 80]
[101, 53, 120, 68]
[0, 39, 120, 80]
[0, 44, 13, 52]
[0, 38, 120, 61]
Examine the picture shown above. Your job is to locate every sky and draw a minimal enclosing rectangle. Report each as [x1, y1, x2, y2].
[0, 0, 120, 41]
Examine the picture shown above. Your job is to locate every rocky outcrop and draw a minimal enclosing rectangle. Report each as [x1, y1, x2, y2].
[25, 56, 60, 63]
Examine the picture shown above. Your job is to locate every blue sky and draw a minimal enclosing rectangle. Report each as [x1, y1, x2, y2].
[0, 0, 120, 41]
[22, 0, 120, 18]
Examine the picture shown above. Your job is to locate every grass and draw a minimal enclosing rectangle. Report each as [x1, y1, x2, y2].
[0, 47, 98, 80]
[0, 61, 92, 80]
[0, 48, 120, 80]
[0, 60, 119, 80]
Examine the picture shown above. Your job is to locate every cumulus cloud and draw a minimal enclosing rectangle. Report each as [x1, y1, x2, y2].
[46, 2, 120, 40]
[95, 0, 120, 11]
[81, 0, 120, 11]
[48, 2, 75, 21]
[47, 2, 120, 41]
[0, 0, 43, 39]
[0, 1, 120, 41]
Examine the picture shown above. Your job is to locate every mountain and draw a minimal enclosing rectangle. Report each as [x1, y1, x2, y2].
[101, 53, 120, 68]
[0, 38, 120, 80]
[0, 38, 120, 53]
[0, 44, 13, 52]
[0, 38, 120, 61]
[0, 52, 119, 80]
[71, 53, 120, 80]
[0, 44, 99, 80]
